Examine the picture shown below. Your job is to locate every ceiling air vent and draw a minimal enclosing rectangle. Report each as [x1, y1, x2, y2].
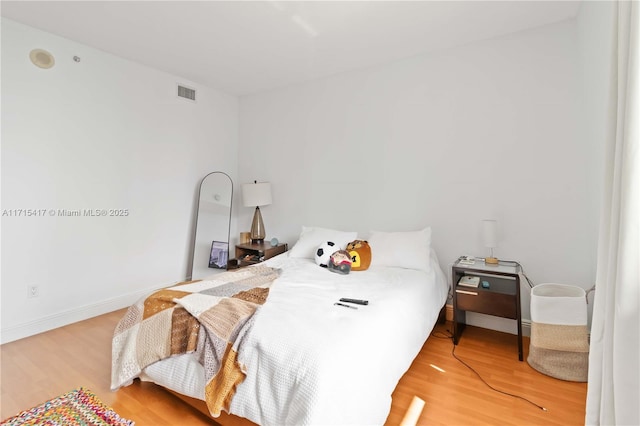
[177, 84, 196, 101]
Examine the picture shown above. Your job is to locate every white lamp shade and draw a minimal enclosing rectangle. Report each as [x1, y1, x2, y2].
[242, 182, 272, 207]
[482, 219, 498, 248]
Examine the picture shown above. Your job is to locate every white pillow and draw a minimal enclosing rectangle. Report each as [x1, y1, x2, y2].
[289, 226, 358, 259]
[368, 227, 432, 272]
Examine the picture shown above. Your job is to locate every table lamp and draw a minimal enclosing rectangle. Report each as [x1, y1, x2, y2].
[483, 219, 499, 265]
[242, 181, 272, 244]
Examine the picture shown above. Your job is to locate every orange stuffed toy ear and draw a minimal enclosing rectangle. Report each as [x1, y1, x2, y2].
[346, 240, 371, 271]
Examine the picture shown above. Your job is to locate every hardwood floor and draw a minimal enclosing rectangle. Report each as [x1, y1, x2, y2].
[1, 310, 587, 425]
[386, 325, 587, 425]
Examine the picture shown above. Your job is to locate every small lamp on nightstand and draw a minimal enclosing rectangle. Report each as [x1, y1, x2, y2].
[242, 181, 272, 244]
[483, 219, 499, 265]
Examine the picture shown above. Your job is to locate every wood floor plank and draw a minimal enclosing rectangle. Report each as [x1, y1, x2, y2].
[1, 310, 586, 425]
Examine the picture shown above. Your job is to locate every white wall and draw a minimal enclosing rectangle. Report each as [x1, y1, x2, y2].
[0, 19, 239, 343]
[575, 0, 615, 327]
[239, 19, 603, 333]
[1, 7, 614, 342]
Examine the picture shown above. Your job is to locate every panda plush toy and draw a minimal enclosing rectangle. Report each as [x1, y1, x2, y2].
[315, 241, 337, 267]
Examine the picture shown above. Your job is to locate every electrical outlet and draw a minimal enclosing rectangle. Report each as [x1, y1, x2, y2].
[28, 285, 39, 298]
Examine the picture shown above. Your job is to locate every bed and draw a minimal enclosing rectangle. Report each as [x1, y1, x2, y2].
[111, 227, 448, 425]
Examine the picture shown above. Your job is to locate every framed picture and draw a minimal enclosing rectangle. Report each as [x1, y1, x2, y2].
[209, 241, 229, 269]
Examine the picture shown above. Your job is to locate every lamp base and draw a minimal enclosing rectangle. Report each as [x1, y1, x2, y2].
[485, 257, 499, 265]
[250, 206, 266, 244]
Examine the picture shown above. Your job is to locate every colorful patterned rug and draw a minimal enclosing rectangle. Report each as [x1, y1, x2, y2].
[1, 388, 134, 426]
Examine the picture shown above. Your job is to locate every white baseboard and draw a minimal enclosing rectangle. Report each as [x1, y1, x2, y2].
[0, 288, 157, 344]
[444, 304, 532, 337]
[4, 298, 535, 345]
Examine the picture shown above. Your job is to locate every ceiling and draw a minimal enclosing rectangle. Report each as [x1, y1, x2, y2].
[1, 1, 581, 96]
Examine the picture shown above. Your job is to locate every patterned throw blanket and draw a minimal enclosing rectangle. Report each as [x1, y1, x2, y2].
[111, 265, 280, 417]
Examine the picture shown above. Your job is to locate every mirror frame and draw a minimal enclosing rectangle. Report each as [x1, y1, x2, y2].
[190, 171, 233, 279]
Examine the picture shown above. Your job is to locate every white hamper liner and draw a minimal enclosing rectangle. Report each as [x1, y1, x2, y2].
[527, 283, 589, 382]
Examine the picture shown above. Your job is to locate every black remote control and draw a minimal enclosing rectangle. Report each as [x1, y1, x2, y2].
[339, 298, 368, 305]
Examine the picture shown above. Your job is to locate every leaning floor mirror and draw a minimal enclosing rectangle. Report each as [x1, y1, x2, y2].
[190, 172, 233, 280]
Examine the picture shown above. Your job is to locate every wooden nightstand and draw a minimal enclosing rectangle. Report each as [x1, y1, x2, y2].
[452, 258, 523, 361]
[230, 242, 288, 269]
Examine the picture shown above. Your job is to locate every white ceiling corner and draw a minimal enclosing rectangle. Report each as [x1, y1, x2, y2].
[1, 1, 581, 96]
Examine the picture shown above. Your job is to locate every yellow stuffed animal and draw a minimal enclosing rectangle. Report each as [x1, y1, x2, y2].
[346, 240, 371, 271]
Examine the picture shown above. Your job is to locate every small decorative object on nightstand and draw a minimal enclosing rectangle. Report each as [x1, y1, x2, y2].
[482, 219, 499, 265]
[230, 241, 288, 269]
[452, 257, 523, 361]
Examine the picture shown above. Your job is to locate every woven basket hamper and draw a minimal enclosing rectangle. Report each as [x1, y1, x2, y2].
[527, 283, 589, 382]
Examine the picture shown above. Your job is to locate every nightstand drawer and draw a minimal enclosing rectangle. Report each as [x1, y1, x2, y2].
[455, 288, 517, 319]
[232, 242, 288, 269]
[262, 243, 287, 259]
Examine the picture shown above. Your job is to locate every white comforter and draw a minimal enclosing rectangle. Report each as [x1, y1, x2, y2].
[142, 252, 448, 425]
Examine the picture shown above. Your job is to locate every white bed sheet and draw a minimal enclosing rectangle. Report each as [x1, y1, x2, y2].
[141, 251, 448, 425]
